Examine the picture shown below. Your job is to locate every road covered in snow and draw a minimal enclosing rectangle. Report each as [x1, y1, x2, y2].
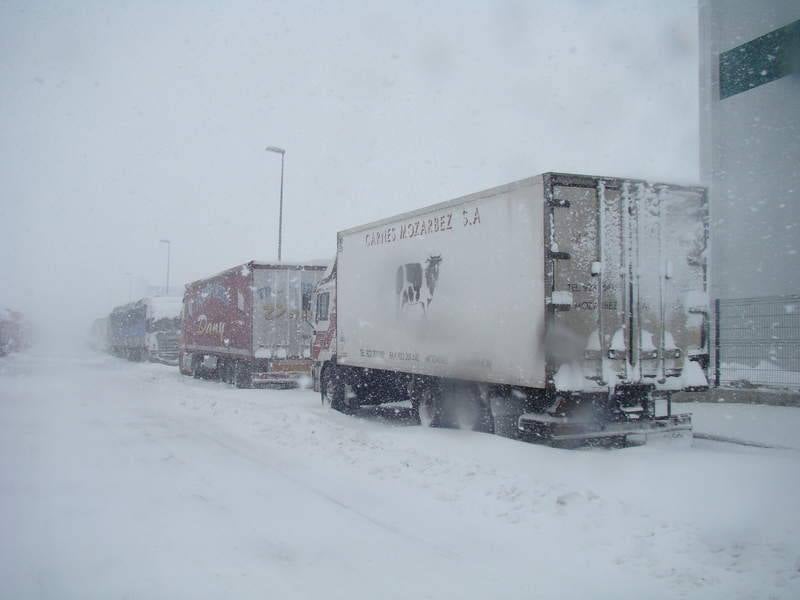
[1, 351, 799, 599]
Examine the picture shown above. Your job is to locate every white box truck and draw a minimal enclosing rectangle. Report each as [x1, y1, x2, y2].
[311, 173, 708, 444]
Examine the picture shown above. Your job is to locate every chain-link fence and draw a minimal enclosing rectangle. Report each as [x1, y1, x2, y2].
[715, 295, 800, 390]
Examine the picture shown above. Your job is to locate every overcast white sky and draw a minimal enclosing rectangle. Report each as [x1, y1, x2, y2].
[0, 0, 698, 339]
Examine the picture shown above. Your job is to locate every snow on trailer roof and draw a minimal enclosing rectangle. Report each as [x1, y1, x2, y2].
[543, 171, 705, 192]
[111, 297, 183, 319]
[337, 171, 705, 237]
[185, 260, 328, 289]
[146, 296, 183, 320]
[249, 260, 328, 269]
[110, 299, 145, 314]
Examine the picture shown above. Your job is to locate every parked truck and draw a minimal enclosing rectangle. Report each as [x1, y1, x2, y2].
[311, 172, 709, 444]
[0, 308, 30, 356]
[108, 297, 182, 364]
[179, 261, 326, 387]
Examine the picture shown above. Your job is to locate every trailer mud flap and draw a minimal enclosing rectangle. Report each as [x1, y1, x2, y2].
[518, 412, 692, 446]
[626, 422, 693, 448]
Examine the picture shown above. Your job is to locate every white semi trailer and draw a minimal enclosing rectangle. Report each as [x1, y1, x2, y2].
[311, 172, 708, 444]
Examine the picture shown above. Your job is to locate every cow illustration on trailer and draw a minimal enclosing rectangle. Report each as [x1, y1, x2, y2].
[396, 255, 442, 316]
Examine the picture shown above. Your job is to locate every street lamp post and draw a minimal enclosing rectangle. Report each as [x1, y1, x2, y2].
[266, 146, 286, 262]
[159, 239, 171, 295]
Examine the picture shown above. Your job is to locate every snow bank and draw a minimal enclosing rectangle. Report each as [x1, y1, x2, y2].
[683, 401, 800, 450]
[721, 360, 800, 390]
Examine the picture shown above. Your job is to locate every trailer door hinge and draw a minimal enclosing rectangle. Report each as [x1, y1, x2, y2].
[547, 250, 571, 260]
[547, 198, 571, 208]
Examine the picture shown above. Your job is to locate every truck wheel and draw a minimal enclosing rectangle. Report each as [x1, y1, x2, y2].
[234, 361, 252, 389]
[191, 354, 203, 378]
[416, 385, 443, 428]
[179, 353, 191, 376]
[321, 366, 346, 412]
[445, 383, 495, 433]
[221, 360, 232, 384]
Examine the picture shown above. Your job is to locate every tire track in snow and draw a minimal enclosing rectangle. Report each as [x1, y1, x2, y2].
[692, 432, 793, 450]
[166, 418, 461, 561]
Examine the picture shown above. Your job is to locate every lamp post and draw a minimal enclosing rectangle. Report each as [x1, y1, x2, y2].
[266, 146, 286, 262]
[159, 239, 171, 295]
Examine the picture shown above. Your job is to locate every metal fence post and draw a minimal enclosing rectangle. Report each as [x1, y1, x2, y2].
[714, 297, 721, 387]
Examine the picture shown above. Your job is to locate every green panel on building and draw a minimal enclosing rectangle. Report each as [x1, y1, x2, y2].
[719, 19, 800, 99]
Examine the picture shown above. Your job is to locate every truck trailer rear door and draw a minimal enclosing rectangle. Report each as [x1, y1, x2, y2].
[634, 184, 709, 384]
[545, 174, 708, 392]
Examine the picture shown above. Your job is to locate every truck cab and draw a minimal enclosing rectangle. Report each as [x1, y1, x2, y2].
[311, 260, 337, 392]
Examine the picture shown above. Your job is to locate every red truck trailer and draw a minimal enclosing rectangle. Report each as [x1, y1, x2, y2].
[180, 261, 326, 387]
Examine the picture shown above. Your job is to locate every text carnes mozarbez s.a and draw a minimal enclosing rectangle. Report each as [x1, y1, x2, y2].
[364, 207, 481, 248]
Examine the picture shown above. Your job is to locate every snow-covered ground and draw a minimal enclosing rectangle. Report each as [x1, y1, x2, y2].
[1, 351, 799, 599]
[686, 401, 800, 450]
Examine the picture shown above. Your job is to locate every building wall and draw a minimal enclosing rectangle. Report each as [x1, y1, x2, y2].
[699, 0, 800, 301]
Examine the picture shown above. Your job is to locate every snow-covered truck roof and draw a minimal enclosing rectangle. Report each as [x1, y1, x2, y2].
[184, 260, 327, 290]
[111, 297, 183, 320]
[145, 297, 183, 320]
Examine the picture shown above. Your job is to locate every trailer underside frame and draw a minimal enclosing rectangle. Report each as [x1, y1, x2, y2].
[518, 411, 693, 443]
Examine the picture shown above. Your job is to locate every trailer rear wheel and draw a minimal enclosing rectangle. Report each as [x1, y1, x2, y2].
[321, 365, 346, 412]
[212, 358, 224, 382]
[444, 382, 495, 433]
[416, 385, 443, 428]
[234, 361, 252, 389]
[221, 359, 234, 384]
[191, 354, 203, 378]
